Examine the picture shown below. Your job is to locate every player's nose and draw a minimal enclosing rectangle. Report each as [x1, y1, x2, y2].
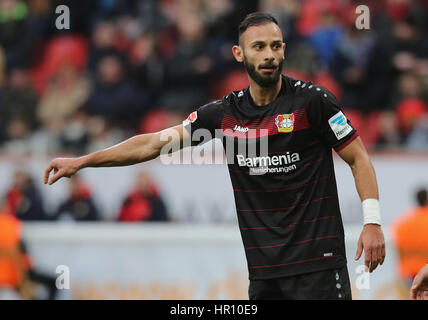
[263, 47, 275, 61]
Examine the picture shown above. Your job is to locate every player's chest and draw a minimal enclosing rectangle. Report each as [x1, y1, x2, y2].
[220, 101, 314, 149]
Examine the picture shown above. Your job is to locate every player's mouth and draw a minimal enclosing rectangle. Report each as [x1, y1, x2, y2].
[259, 65, 277, 73]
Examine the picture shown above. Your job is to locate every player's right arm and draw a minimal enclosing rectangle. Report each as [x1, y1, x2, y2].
[44, 125, 190, 185]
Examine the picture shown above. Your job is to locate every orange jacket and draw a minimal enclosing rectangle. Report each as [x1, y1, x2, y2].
[391, 206, 428, 279]
[0, 213, 25, 287]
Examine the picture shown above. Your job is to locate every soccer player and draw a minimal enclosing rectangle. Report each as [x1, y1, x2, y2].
[44, 13, 385, 300]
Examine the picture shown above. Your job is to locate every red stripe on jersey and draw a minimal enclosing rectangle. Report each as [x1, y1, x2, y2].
[267, 140, 321, 155]
[237, 196, 333, 213]
[240, 216, 336, 230]
[293, 108, 310, 131]
[248, 255, 341, 269]
[302, 157, 325, 167]
[334, 132, 359, 152]
[233, 176, 329, 193]
[221, 109, 310, 139]
[245, 235, 339, 250]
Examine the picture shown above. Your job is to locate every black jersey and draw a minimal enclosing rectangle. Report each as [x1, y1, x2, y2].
[183, 75, 358, 280]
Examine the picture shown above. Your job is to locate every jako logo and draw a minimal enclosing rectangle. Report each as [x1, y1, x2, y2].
[233, 125, 249, 133]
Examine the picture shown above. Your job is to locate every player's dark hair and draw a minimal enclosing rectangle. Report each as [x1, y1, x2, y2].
[238, 12, 279, 42]
[416, 188, 428, 207]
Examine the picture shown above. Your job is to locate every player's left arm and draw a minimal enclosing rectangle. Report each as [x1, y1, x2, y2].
[336, 136, 386, 273]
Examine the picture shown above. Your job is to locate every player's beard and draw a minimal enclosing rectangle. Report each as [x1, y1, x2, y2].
[244, 56, 284, 88]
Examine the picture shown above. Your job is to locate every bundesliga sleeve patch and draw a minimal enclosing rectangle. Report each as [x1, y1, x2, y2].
[182, 111, 198, 127]
[328, 111, 353, 140]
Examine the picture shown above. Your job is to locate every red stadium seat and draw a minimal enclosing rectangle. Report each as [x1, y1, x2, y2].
[32, 35, 88, 94]
[395, 98, 428, 134]
[314, 70, 341, 101]
[212, 69, 249, 99]
[139, 110, 183, 134]
[364, 111, 382, 149]
[284, 69, 310, 82]
[343, 108, 363, 134]
[342, 110, 382, 150]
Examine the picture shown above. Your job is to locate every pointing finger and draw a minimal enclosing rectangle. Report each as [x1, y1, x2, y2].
[355, 239, 363, 261]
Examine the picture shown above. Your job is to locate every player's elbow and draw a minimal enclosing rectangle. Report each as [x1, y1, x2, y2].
[349, 151, 373, 174]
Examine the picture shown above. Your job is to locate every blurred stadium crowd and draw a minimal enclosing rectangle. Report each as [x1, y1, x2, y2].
[0, 0, 427, 158]
[0, 0, 428, 222]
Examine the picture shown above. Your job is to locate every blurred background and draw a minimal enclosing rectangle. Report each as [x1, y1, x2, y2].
[0, 0, 427, 300]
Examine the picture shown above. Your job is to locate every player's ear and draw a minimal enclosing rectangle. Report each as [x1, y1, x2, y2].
[282, 42, 286, 58]
[232, 45, 244, 63]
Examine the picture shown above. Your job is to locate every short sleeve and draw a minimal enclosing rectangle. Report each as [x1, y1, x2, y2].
[182, 100, 223, 145]
[307, 87, 359, 151]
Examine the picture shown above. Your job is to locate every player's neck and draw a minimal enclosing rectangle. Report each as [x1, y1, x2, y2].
[248, 78, 282, 107]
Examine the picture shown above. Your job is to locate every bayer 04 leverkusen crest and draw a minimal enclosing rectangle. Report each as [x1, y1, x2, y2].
[275, 113, 294, 133]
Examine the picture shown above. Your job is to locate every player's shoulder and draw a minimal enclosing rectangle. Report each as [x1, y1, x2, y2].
[222, 88, 247, 108]
[285, 76, 336, 102]
[197, 99, 225, 114]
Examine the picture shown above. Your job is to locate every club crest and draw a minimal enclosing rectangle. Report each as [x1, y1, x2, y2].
[275, 113, 294, 133]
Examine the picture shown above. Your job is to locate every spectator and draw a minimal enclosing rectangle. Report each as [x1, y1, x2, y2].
[85, 115, 125, 154]
[0, 45, 6, 86]
[128, 32, 164, 108]
[3, 170, 47, 221]
[85, 54, 143, 130]
[374, 111, 402, 150]
[308, 7, 343, 67]
[37, 64, 91, 135]
[118, 171, 169, 222]
[52, 174, 99, 221]
[0, 117, 34, 156]
[259, 0, 301, 46]
[87, 20, 121, 73]
[405, 114, 428, 151]
[0, 210, 32, 299]
[0, 209, 58, 300]
[0, 0, 33, 68]
[59, 108, 91, 155]
[160, 11, 214, 110]
[0, 67, 38, 145]
[330, 24, 376, 112]
[391, 188, 428, 288]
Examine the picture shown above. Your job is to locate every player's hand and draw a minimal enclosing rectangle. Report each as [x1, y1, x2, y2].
[354, 224, 385, 273]
[411, 264, 428, 300]
[44, 157, 80, 185]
